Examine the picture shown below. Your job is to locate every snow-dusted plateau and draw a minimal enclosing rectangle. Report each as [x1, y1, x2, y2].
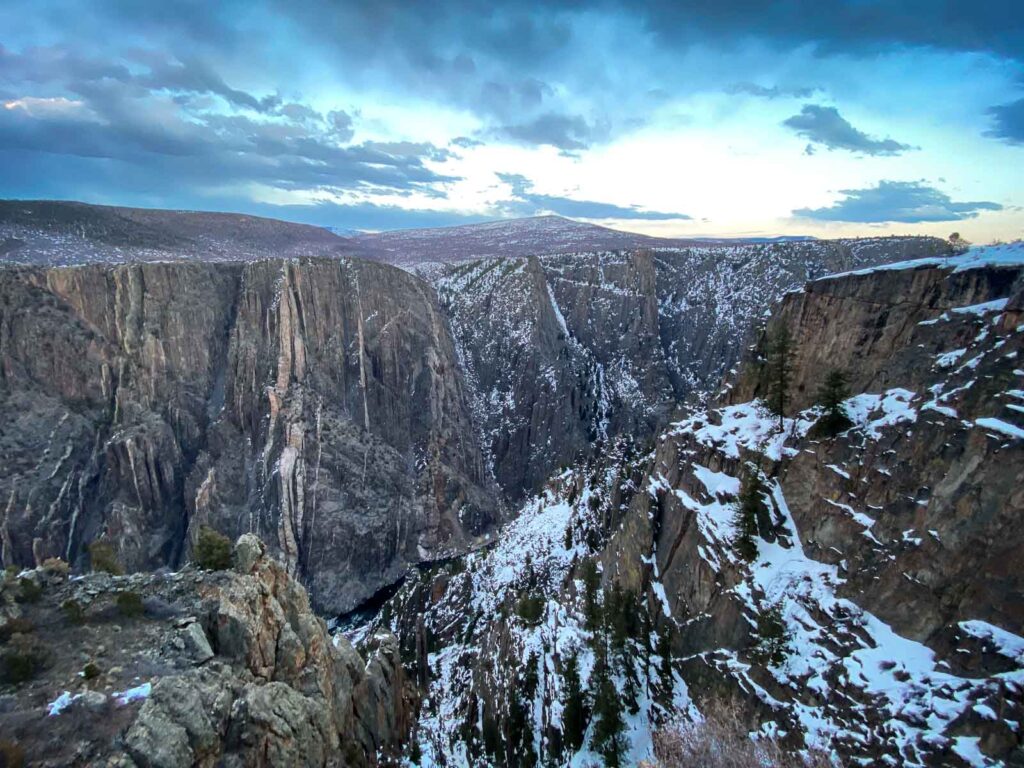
[1, 201, 1023, 767]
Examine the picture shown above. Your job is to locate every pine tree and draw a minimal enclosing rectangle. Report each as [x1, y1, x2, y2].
[606, 584, 640, 714]
[813, 369, 853, 437]
[505, 681, 537, 768]
[766, 323, 795, 431]
[754, 601, 789, 666]
[732, 466, 764, 562]
[561, 652, 588, 755]
[580, 558, 602, 631]
[523, 651, 540, 700]
[591, 672, 626, 767]
[655, 623, 674, 710]
[482, 713, 501, 759]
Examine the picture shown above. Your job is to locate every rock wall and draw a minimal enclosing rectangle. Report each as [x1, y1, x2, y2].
[0, 258, 497, 613]
[432, 237, 952, 502]
[0, 535, 412, 766]
[598, 257, 1024, 764]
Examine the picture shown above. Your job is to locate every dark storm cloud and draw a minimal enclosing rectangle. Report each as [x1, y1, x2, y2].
[0, 43, 457, 197]
[0, 92, 457, 194]
[1, 0, 1020, 230]
[985, 98, 1024, 145]
[495, 113, 605, 152]
[54, 0, 1024, 64]
[637, 1, 1024, 62]
[793, 181, 1003, 223]
[497, 173, 689, 220]
[727, 83, 820, 99]
[783, 105, 915, 156]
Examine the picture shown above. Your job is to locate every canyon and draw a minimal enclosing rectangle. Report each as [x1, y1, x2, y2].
[1, 201, 1021, 767]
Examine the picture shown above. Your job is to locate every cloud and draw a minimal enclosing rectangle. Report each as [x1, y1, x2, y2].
[0, 2, 1019, 231]
[497, 172, 689, 220]
[783, 105, 914, 156]
[637, 1, 1024, 63]
[727, 82, 819, 99]
[131, 52, 281, 112]
[0, 44, 458, 199]
[495, 113, 604, 151]
[985, 98, 1024, 145]
[793, 181, 1003, 223]
[0, 91, 457, 195]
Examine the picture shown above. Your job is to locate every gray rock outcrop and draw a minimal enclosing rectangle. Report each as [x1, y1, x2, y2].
[0, 258, 497, 613]
[0, 535, 411, 766]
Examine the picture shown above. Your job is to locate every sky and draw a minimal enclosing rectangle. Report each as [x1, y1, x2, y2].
[0, 1, 1022, 241]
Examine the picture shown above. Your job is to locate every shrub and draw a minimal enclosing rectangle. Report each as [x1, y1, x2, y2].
[89, 540, 123, 575]
[194, 525, 232, 571]
[81, 661, 101, 681]
[15, 578, 42, 604]
[1, 637, 45, 685]
[115, 590, 145, 618]
[40, 557, 70, 579]
[516, 594, 545, 625]
[948, 232, 970, 255]
[62, 599, 86, 625]
[0, 618, 34, 643]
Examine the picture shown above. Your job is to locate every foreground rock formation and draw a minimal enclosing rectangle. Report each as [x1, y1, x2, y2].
[0, 534, 411, 766]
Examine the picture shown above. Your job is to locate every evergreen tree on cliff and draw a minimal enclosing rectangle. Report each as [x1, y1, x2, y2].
[813, 369, 853, 437]
[591, 670, 626, 766]
[766, 323, 795, 431]
[732, 464, 764, 562]
[561, 652, 588, 755]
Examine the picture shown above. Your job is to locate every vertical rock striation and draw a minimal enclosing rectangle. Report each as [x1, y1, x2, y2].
[0, 258, 497, 613]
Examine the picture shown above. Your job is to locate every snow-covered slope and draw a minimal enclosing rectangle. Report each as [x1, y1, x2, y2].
[355, 247, 1024, 767]
[429, 236, 952, 502]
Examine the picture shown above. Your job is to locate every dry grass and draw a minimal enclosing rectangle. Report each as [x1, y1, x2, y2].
[644, 701, 835, 768]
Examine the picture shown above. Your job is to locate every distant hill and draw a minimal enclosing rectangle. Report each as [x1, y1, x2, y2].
[0, 200, 814, 269]
[0, 199, 370, 266]
[350, 214, 811, 267]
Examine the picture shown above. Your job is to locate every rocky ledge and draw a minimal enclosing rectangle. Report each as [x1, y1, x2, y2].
[0, 535, 411, 767]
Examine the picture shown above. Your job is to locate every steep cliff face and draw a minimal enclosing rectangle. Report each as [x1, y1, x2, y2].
[0, 258, 497, 613]
[0, 535, 412, 766]
[436, 252, 674, 501]
[365, 244, 1024, 767]
[431, 237, 951, 502]
[605, 247, 1024, 765]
